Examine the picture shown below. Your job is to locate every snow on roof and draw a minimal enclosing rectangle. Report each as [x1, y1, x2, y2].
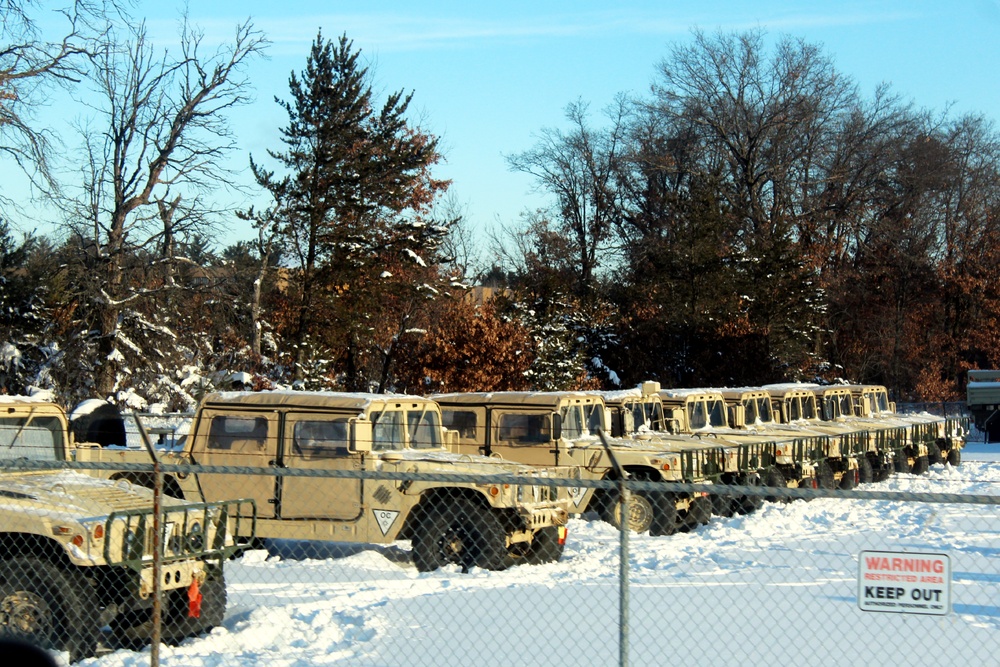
[204, 390, 433, 412]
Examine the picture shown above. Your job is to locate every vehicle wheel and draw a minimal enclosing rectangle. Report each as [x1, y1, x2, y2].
[927, 442, 942, 465]
[711, 490, 737, 518]
[735, 473, 764, 515]
[858, 456, 874, 485]
[649, 492, 679, 536]
[911, 455, 929, 476]
[679, 495, 712, 532]
[110, 568, 227, 647]
[762, 467, 786, 503]
[412, 499, 507, 572]
[0, 557, 99, 662]
[838, 465, 858, 490]
[947, 447, 962, 466]
[895, 452, 912, 474]
[816, 460, 836, 490]
[874, 459, 892, 482]
[523, 527, 565, 565]
[604, 490, 656, 534]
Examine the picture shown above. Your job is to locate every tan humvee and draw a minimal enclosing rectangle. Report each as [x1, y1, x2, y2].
[0, 397, 246, 661]
[433, 390, 714, 536]
[847, 383, 965, 467]
[658, 387, 823, 493]
[599, 383, 761, 516]
[73, 391, 571, 573]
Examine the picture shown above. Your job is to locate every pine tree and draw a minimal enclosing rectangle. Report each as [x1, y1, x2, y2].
[252, 31, 450, 390]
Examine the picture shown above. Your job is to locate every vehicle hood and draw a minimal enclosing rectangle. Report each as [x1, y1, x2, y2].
[375, 448, 554, 476]
[0, 469, 185, 520]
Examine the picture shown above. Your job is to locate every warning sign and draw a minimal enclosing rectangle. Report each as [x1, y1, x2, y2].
[373, 509, 400, 536]
[858, 550, 950, 615]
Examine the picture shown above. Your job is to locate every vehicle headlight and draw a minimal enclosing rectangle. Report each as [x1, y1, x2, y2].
[186, 521, 204, 552]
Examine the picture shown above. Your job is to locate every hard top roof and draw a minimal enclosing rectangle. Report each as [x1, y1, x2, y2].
[202, 390, 436, 412]
[432, 391, 604, 408]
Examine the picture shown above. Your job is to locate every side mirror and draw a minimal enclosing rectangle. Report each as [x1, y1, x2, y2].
[351, 420, 372, 452]
[551, 413, 562, 441]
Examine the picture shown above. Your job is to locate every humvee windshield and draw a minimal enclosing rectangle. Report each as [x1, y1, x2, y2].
[868, 390, 891, 413]
[372, 408, 442, 451]
[821, 393, 854, 421]
[744, 397, 773, 425]
[690, 398, 728, 429]
[787, 396, 818, 421]
[560, 403, 605, 439]
[0, 414, 64, 461]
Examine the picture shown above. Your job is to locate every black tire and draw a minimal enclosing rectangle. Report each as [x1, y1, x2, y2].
[523, 527, 565, 565]
[711, 490, 737, 518]
[110, 568, 227, 647]
[679, 495, 712, 532]
[735, 473, 764, 515]
[858, 456, 874, 485]
[927, 442, 942, 465]
[816, 460, 836, 490]
[412, 499, 507, 572]
[947, 447, 962, 466]
[649, 492, 679, 537]
[838, 464, 858, 490]
[911, 455, 929, 476]
[894, 451, 912, 474]
[0, 557, 99, 662]
[874, 458, 893, 482]
[762, 467, 786, 503]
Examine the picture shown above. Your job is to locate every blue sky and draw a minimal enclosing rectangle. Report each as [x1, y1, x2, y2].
[11, 1, 1000, 249]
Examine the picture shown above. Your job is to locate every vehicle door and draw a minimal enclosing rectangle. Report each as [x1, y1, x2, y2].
[489, 409, 559, 466]
[192, 410, 279, 518]
[278, 412, 362, 521]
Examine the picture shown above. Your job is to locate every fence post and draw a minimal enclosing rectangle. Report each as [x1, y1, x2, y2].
[138, 417, 162, 667]
[598, 430, 629, 667]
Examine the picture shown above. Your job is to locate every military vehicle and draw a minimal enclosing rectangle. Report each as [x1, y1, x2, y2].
[968, 370, 1000, 444]
[657, 388, 823, 495]
[0, 397, 247, 661]
[433, 391, 715, 535]
[72, 391, 571, 572]
[600, 384, 764, 516]
[848, 383, 966, 466]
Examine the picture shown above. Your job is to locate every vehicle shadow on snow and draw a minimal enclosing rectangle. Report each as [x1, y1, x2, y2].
[261, 539, 413, 565]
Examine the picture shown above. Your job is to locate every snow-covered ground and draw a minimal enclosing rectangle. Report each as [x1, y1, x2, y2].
[78, 440, 1000, 667]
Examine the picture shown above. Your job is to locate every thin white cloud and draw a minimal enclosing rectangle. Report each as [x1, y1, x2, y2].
[141, 7, 928, 56]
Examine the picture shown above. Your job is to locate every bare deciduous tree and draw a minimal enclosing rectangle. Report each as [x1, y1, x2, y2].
[60, 16, 266, 398]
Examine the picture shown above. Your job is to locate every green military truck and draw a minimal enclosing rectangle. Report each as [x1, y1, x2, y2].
[73, 391, 571, 572]
[432, 391, 714, 536]
[968, 370, 1000, 444]
[0, 397, 247, 661]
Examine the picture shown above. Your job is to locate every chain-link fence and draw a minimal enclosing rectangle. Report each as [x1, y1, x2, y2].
[2, 455, 999, 667]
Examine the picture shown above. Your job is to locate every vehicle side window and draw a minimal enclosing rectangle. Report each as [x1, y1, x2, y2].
[408, 410, 441, 449]
[441, 410, 478, 440]
[787, 399, 801, 421]
[0, 416, 62, 461]
[372, 411, 403, 451]
[498, 413, 551, 445]
[207, 416, 268, 450]
[802, 398, 817, 420]
[292, 419, 350, 458]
